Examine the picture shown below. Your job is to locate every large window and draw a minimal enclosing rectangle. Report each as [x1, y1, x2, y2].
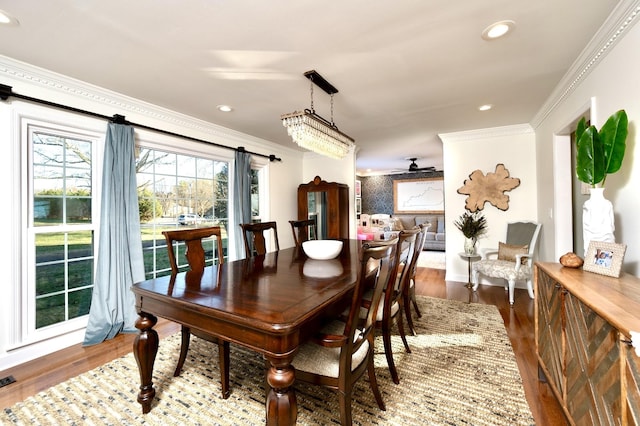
[136, 147, 229, 279]
[27, 123, 99, 335]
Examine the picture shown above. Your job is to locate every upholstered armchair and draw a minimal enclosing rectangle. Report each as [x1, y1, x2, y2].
[471, 221, 541, 305]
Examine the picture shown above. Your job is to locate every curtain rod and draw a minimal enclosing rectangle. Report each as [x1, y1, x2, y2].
[0, 84, 282, 162]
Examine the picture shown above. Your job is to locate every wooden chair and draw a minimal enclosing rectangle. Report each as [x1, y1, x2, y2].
[403, 223, 428, 335]
[366, 229, 420, 384]
[162, 226, 231, 399]
[239, 221, 279, 257]
[289, 218, 317, 247]
[292, 242, 393, 425]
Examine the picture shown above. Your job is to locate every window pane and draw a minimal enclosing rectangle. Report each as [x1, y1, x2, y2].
[68, 288, 92, 319]
[35, 263, 65, 296]
[68, 259, 93, 289]
[66, 197, 91, 224]
[36, 294, 65, 328]
[67, 231, 93, 259]
[36, 233, 64, 263]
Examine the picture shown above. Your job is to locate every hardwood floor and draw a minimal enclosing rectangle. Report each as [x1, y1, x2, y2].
[0, 266, 567, 425]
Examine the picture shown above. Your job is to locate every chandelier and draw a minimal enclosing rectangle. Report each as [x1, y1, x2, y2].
[281, 70, 355, 159]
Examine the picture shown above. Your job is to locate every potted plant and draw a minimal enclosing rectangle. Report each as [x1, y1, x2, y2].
[575, 109, 628, 188]
[454, 211, 487, 254]
[575, 109, 628, 255]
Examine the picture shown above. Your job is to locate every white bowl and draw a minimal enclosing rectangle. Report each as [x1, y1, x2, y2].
[303, 259, 344, 278]
[302, 240, 343, 260]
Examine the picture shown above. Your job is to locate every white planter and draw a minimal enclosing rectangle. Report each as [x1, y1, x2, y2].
[464, 237, 476, 255]
[582, 187, 615, 256]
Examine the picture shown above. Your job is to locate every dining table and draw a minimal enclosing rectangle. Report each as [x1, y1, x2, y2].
[131, 239, 362, 426]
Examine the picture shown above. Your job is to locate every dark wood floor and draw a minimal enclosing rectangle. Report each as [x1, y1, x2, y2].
[0, 266, 567, 425]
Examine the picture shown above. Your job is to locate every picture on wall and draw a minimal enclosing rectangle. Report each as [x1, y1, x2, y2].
[393, 177, 444, 214]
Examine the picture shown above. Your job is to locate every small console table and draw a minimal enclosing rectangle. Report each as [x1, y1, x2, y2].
[458, 252, 480, 288]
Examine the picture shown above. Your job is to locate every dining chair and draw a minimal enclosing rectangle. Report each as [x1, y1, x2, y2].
[292, 242, 393, 425]
[366, 228, 420, 384]
[471, 221, 542, 305]
[289, 218, 317, 247]
[162, 226, 231, 399]
[239, 221, 279, 257]
[403, 223, 428, 335]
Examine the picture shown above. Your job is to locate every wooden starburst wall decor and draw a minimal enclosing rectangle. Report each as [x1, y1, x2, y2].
[457, 163, 520, 212]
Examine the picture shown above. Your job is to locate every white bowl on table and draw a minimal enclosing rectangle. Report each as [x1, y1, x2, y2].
[302, 240, 343, 260]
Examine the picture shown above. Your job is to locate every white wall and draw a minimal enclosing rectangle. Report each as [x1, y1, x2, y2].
[533, 5, 640, 275]
[440, 125, 538, 286]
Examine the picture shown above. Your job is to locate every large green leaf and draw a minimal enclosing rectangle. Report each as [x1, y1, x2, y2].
[599, 109, 627, 175]
[576, 126, 604, 185]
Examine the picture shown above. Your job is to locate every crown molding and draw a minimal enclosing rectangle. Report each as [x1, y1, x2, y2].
[438, 123, 533, 144]
[530, 1, 640, 128]
[0, 55, 298, 155]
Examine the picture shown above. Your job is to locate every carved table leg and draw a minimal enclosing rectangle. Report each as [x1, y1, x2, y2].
[265, 355, 297, 426]
[133, 312, 158, 414]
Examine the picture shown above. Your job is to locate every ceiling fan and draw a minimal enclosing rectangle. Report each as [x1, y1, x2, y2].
[399, 158, 436, 173]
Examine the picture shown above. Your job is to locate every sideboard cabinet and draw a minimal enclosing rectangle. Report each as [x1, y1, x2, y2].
[535, 263, 640, 425]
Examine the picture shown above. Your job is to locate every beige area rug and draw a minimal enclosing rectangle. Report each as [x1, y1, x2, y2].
[417, 250, 446, 270]
[1, 297, 534, 425]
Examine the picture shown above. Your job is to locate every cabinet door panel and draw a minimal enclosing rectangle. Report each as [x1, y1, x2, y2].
[565, 292, 621, 425]
[625, 344, 640, 425]
[537, 270, 564, 393]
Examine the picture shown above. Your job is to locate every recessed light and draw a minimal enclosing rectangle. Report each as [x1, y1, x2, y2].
[0, 9, 19, 26]
[478, 104, 493, 111]
[482, 20, 515, 40]
[216, 105, 233, 112]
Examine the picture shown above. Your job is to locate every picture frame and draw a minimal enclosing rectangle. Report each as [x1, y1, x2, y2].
[583, 241, 626, 278]
[393, 177, 444, 214]
[355, 180, 361, 198]
[355, 197, 362, 215]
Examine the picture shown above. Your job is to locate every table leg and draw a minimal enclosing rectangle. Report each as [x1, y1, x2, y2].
[465, 257, 473, 288]
[265, 355, 297, 426]
[133, 312, 158, 414]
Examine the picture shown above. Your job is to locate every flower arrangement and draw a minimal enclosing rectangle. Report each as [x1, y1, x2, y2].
[454, 211, 487, 243]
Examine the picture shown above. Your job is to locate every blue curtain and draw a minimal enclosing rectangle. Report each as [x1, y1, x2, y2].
[232, 151, 252, 259]
[83, 123, 145, 346]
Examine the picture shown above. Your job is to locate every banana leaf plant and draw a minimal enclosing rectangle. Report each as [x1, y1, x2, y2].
[575, 109, 628, 187]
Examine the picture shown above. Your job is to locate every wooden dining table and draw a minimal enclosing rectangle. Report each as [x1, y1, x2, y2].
[131, 239, 362, 425]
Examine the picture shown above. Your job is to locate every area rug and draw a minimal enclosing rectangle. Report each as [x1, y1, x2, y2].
[1, 296, 534, 425]
[417, 250, 446, 269]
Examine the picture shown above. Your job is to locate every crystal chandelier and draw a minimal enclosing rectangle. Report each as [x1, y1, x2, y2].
[281, 70, 355, 160]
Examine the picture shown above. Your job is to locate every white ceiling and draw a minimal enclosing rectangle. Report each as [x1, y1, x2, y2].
[0, 1, 619, 174]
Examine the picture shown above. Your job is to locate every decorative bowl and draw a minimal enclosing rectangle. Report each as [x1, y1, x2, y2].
[302, 240, 343, 260]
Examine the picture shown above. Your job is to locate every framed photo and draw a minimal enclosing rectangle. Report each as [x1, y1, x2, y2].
[355, 180, 361, 197]
[355, 197, 362, 214]
[393, 177, 444, 214]
[583, 241, 626, 278]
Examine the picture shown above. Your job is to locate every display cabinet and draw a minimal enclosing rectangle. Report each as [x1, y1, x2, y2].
[297, 176, 350, 240]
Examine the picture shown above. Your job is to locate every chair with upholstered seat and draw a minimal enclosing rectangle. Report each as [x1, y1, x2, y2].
[239, 221, 279, 257]
[162, 226, 231, 398]
[366, 228, 420, 384]
[289, 218, 317, 247]
[292, 242, 393, 425]
[403, 223, 428, 335]
[471, 221, 542, 305]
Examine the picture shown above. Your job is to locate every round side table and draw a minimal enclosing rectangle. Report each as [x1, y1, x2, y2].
[458, 252, 481, 289]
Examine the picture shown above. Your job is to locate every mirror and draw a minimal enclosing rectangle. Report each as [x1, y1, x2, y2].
[307, 191, 328, 240]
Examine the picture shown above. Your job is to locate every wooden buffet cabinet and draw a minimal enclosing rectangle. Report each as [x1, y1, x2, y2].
[535, 262, 640, 425]
[297, 176, 350, 240]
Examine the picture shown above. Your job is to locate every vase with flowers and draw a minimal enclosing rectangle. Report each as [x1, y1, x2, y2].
[454, 211, 487, 255]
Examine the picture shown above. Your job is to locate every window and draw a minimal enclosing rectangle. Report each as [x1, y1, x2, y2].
[136, 147, 229, 279]
[27, 122, 100, 337]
